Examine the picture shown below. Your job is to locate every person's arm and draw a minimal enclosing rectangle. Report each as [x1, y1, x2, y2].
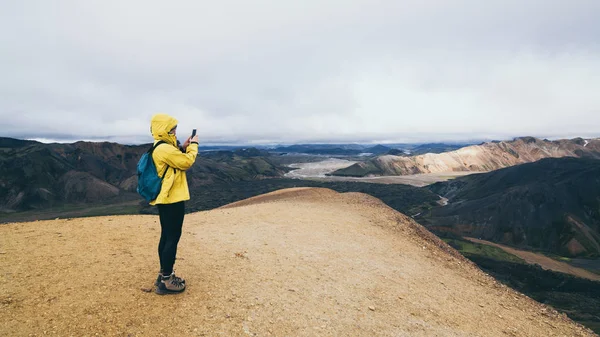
[155, 142, 198, 171]
[182, 135, 199, 152]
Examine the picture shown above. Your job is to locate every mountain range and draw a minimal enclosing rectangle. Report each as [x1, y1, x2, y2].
[2, 136, 600, 333]
[4, 136, 600, 261]
[422, 157, 600, 257]
[0, 138, 286, 212]
[272, 144, 392, 155]
[332, 137, 600, 177]
[271, 142, 470, 156]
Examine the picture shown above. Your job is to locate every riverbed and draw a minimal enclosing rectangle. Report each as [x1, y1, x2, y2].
[284, 159, 476, 187]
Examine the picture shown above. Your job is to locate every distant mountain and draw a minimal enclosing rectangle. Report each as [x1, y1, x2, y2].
[0, 137, 287, 212]
[273, 144, 361, 152]
[386, 149, 405, 156]
[272, 144, 392, 156]
[380, 144, 466, 157]
[0, 139, 146, 211]
[270, 143, 468, 157]
[364, 144, 392, 155]
[408, 143, 467, 156]
[305, 148, 363, 155]
[186, 149, 287, 186]
[331, 137, 600, 177]
[423, 157, 600, 257]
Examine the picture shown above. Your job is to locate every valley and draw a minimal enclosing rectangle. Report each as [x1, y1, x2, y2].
[465, 237, 600, 281]
[443, 236, 600, 333]
[423, 157, 600, 258]
[284, 158, 475, 186]
[284, 158, 357, 178]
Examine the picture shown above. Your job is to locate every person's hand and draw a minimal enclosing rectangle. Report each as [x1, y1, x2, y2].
[191, 135, 199, 143]
[182, 137, 192, 151]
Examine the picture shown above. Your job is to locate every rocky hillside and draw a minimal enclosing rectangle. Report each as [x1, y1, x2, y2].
[0, 137, 287, 212]
[423, 157, 600, 257]
[332, 137, 600, 177]
[0, 188, 594, 336]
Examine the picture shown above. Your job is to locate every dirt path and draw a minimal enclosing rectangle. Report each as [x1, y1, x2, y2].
[465, 237, 600, 282]
[0, 188, 594, 336]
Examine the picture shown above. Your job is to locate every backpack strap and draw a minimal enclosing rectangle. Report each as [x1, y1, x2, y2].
[149, 140, 170, 179]
[149, 140, 166, 154]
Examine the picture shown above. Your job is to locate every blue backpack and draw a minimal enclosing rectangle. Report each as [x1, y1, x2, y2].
[137, 141, 170, 202]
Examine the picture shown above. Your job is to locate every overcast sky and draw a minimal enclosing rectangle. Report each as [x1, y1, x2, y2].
[1, 1, 599, 145]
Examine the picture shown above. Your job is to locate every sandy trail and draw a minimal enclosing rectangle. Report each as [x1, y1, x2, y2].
[465, 237, 600, 282]
[0, 188, 594, 336]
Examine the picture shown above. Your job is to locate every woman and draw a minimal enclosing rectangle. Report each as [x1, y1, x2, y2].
[149, 113, 199, 295]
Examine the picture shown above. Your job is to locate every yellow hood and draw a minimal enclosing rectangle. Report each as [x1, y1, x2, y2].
[150, 113, 178, 146]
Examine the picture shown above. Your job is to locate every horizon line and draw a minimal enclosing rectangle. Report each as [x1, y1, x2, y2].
[2, 134, 599, 147]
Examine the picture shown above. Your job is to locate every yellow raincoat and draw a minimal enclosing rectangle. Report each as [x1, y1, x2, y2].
[149, 113, 198, 205]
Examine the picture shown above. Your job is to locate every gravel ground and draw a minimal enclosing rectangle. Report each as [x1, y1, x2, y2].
[0, 188, 594, 336]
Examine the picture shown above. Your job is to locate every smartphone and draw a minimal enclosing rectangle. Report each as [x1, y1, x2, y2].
[191, 129, 196, 138]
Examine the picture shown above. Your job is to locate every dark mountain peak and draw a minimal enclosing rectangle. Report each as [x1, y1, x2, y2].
[387, 149, 405, 156]
[511, 136, 542, 144]
[366, 144, 390, 150]
[0, 137, 40, 148]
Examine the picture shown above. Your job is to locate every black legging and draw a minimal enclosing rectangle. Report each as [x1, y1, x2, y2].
[157, 201, 185, 275]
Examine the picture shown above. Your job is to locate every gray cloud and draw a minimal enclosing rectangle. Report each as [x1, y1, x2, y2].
[1, 0, 599, 144]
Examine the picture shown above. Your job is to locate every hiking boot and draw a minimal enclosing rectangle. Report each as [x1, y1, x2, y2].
[155, 271, 185, 287]
[155, 272, 186, 295]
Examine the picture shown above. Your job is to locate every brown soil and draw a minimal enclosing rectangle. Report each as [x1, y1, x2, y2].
[465, 237, 600, 282]
[0, 188, 595, 336]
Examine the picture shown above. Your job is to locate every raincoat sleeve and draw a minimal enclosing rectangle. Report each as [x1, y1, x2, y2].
[155, 143, 199, 171]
